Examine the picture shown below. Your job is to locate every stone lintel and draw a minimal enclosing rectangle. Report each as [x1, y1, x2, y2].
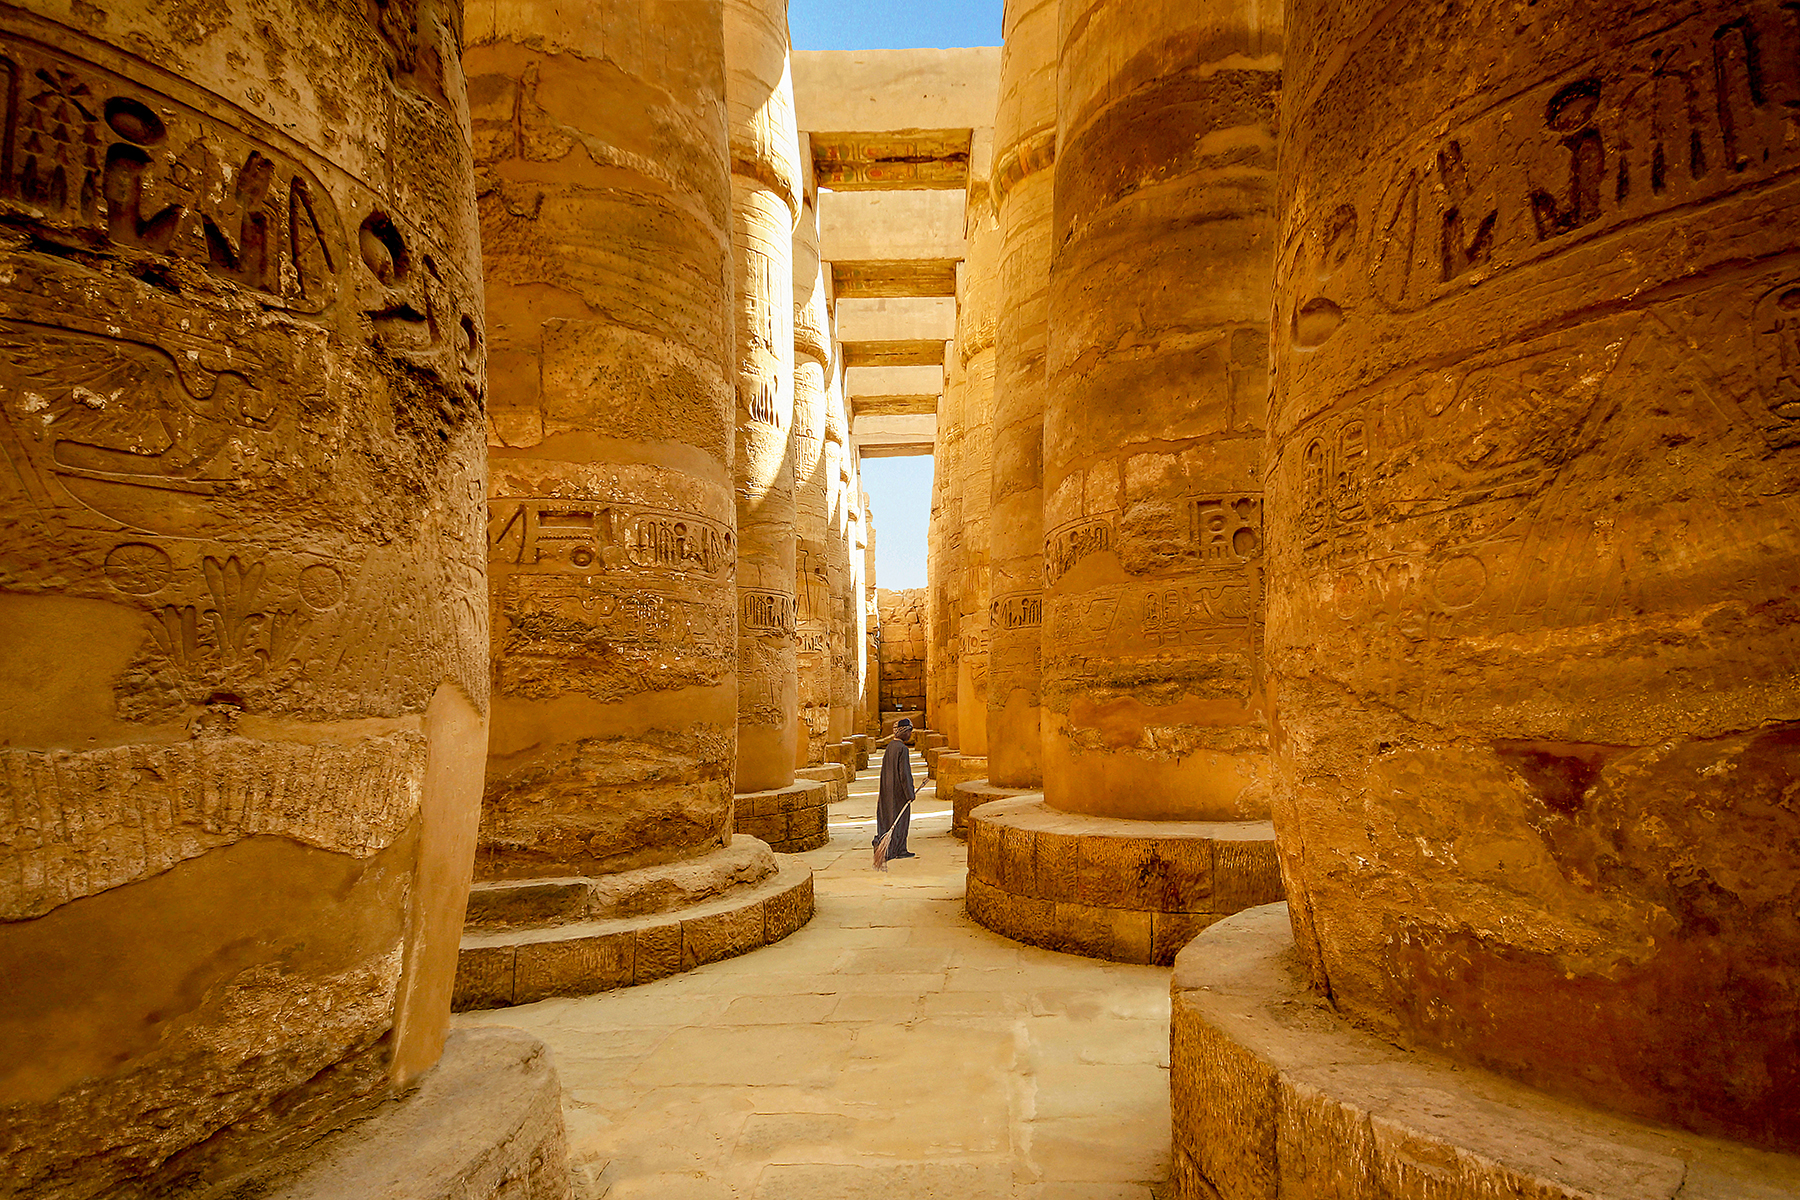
[1170, 903, 1800, 1200]
[831, 259, 960, 298]
[793, 48, 1001, 135]
[255, 1028, 569, 1200]
[843, 339, 948, 368]
[965, 797, 1283, 965]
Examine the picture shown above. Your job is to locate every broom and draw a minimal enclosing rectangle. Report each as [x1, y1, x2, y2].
[872, 798, 916, 871]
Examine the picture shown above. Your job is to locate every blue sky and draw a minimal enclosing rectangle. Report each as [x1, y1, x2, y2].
[861, 456, 935, 590]
[790, 0, 1001, 51]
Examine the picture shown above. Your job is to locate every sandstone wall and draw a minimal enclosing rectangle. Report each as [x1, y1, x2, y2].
[0, 0, 488, 1192]
[473, 0, 736, 880]
[1042, 0, 1278, 822]
[878, 587, 929, 716]
[1271, 0, 1800, 1153]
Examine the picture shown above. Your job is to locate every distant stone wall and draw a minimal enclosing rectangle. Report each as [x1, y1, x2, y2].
[877, 588, 928, 714]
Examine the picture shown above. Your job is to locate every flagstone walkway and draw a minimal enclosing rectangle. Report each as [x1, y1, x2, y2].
[455, 748, 1174, 1200]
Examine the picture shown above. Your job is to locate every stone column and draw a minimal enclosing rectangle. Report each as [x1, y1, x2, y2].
[1250, 0, 1800, 1159]
[792, 154, 831, 770]
[930, 336, 965, 746]
[967, 0, 1285, 964]
[0, 0, 563, 1195]
[727, 0, 802, 792]
[955, 186, 999, 760]
[987, 0, 1057, 788]
[863, 502, 882, 733]
[826, 381, 858, 753]
[462, 0, 814, 1010]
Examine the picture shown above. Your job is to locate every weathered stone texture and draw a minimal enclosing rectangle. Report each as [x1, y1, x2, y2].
[1272, 0, 1800, 1152]
[956, 180, 1000, 758]
[987, 0, 1056, 789]
[1170, 905, 1800, 1200]
[794, 161, 833, 769]
[1042, 0, 1278, 822]
[734, 779, 830, 853]
[0, 0, 489, 1192]
[472, 1, 737, 879]
[728, 0, 803, 791]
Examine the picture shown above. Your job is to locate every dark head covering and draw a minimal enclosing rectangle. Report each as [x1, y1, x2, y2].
[896, 718, 913, 732]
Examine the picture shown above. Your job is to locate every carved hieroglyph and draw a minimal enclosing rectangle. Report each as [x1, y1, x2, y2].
[987, 0, 1056, 788]
[1271, 0, 1800, 1153]
[957, 188, 1000, 757]
[794, 168, 831, 768]
[1042, 0, 1277, 821]
[727, 0, 801, 791]
[471, 1, 736, 881]
[0, 0, 488, 1194]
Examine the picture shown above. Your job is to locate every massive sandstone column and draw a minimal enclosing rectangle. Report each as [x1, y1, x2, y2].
[940, 179, 1001, 819]
[727, 0, 803, 791]
[862, 502, 881, 732]
[792, 157, 831, 769]
[1243, 0, 1800, 1161]
[0, 0, 562, 1195]
[966, 0, 1284, 964]
[930, 336, 964, 746]
[827, 386, 859, 756]
[460, 0, 812, 1009]
[986, 0, 1057, 788]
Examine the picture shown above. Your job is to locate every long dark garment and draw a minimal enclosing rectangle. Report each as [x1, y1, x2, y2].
[874, 737, 915, 855]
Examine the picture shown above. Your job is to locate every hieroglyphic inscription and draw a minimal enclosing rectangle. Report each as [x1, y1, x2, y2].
[1044, 518, 1113, 586]
[488, 499, 733, 577]
[1361, 3, 1800, 315]
[0, 730, 425, 919]
[992, 592, 1043, 629]
[740, 588, 797, 635]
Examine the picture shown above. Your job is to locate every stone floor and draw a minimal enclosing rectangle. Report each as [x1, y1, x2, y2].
[455, 748, 1175, 1200]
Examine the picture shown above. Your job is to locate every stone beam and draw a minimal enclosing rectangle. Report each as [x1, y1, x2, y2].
[831, 260, 959, 298]
[845, 364, 945, 397]
[819, 189, 966, 261]
[853, 394, 938, 418]
[836, 296, 957, 342]
[842, 340, 946, 368]
[853, 413, 937, 457]
[793, 47, 1002, 133]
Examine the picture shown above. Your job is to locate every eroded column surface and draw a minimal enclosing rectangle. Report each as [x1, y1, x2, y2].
[956, 189, 1000, 759]
[0, 0, 490, 1193]
[1270, 0, 1800, 1152]
[862, 504, 881, 731]
[987, 0, 1057, 788]
[1042, 0, 1278, 822]
[474, 1, 736, 883]
[793, 164, 831, 768]
[727, 0, 801, 791]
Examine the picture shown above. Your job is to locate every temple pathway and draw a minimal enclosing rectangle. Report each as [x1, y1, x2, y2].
[456, 748, 1173, 1200]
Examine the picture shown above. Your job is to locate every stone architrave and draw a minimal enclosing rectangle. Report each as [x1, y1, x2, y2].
[987, 0, 1057, 788]
[956, 183, 999, 759]
[0, 0, 524, 1193]
[793, 156, 832, 768]
[465, 0, 813, 1011]
[1265, 0, 1800, 1156]
[967, 0, 1285, 968]
[727, 0, 803, 791]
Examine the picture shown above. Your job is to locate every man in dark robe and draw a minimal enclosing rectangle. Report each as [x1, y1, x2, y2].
[875, 719, 917, 860]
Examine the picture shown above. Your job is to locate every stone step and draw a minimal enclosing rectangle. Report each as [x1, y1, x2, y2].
[455, 856, 814, 1010]
[964, 795, 1284, 965]
[464, 836, 779, 933]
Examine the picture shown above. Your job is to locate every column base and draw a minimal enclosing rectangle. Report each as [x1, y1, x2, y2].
[1171, 903, 1800, 1200]
[965, 796, 1283, 965]
[236, 1028, 569, 1199]
[934, 753, 987, 816]
[734, 778, 830, 852]
[455, 836, 814, 1009]
[949, 778, 1033, 837]
[795, 763, 850, 807]
[848, 734, 871, 769]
